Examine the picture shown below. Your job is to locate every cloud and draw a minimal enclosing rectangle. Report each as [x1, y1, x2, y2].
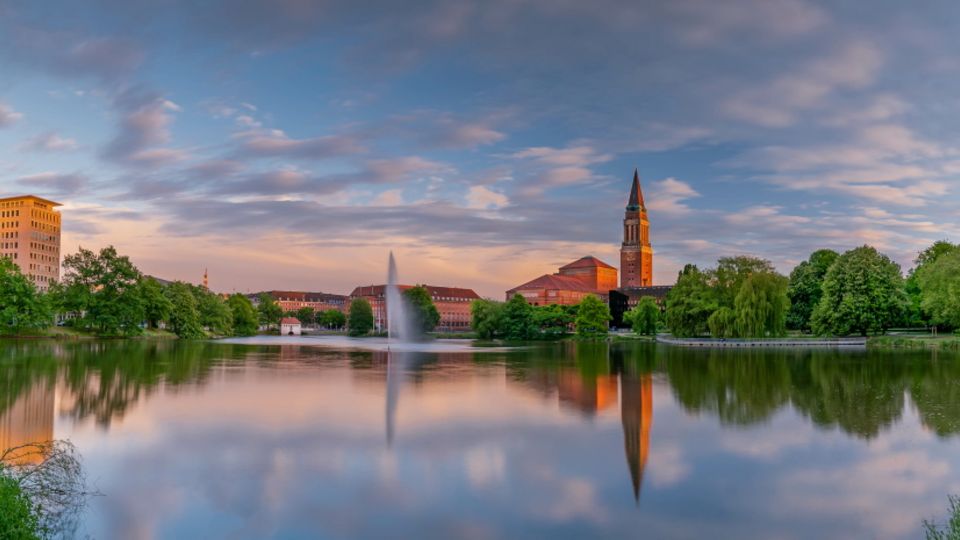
[647, 178, 699, 214]
[237, 129, 366, 160]
[101, 87, 186, 166]
[670, 0, 827, 45]
[466, 185, 509, 210]
[6, 27, 143, 81]
[0, 102, 23, 126]
[17, 172, 88, 196]
[511, 145, 613, 195]
[20, 132, 79, 152]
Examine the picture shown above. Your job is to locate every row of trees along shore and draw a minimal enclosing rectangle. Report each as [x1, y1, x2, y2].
[666, 241, 960, 338]
[470, 294, 613, 340]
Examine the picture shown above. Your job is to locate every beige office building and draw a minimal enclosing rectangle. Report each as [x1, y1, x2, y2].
[0, 195, 62, 290]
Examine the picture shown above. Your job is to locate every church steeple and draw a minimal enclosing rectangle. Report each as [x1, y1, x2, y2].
[627, 168, 644, 211]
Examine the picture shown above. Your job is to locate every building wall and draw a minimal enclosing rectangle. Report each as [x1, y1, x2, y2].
[0, 196, 61, 291]
[557, 266, 618, 292]
[350, 285, 478, 332]
[513, 287, 593, 307]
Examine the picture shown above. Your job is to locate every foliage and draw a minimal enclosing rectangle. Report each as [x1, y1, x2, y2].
[924, 495, 960, 540]
[227, 294, 259, 336]
[60, 246, 145, 336]
[318, 309, 346, 329]
[192, 286, 232, 336]
[786, 249, 839, 331]
[470, 299, 504, 339]
[665, 265, 717, 337]
[575, 295, 611, 338]
[257, 293, 283, 329]
[501, 294, 537, 340]
[916, 250, 960, 330]
[707, 306, 737, 338]
[624, 296, 659, 336]
[296, 307, 315, 327]
[402, 286, 441, 335]
[139, 277, 173, 329]
[735, 271, 789, 338]
[347, 298, 374, 336]
[711, 256, 776, 309]
[0, 469, 40, 540]
[163, 282, 206, 339]
[811, 245, 906, 336]
[907, 241, 960, 329]
[534, 304, 575, 337]
[0, 259, 52, 335]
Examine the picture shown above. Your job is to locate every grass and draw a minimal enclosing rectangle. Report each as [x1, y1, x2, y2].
[868, 334, 960, 351]
[924, 495, 960, 540]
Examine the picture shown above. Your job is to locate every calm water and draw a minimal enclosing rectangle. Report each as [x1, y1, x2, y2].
[2, 338, 960, 539]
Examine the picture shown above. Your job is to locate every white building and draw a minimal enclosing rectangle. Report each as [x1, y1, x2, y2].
[280, 317, 302, 335]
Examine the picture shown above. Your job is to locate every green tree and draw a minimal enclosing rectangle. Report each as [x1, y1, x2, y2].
[60, 246, 144, 336]
[0, 258, 52, 335]
[575, 295, 611, 338]
[707, 306, 737, 338]
[906, 241, 959, 327]
[347, 298, 374, 336]
[534, 304, 575, 337]
[227, 294, 259, 336]
[624, 296, 659, 335]
[812, 245, 906, 336]
[163, 282, 205, 339]
[296, 307, 315, 327]
[319, 309, 347, 329]
[257, 293, 282, 329]
[916, 250, 960, 330]
[192, 286, 232, 336]
[735, 271, 789, 338]
[665, 265, 717, 337]
[139, 277, 173, 329]
[402, 285, 441, 335]
[470, 299, 504, 339]
[786, 249, 839, 331]
[501, 294, 537, 340]
[0, 471, 41, 540]
[711, 256, 776, 308]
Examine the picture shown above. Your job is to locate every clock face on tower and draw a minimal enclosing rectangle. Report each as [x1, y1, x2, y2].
[625, 252, 636, 261]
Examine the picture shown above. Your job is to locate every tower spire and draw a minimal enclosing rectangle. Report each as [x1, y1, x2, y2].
[627, 168, 644, 210]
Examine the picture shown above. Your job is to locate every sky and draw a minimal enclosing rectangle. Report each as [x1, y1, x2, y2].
[1, 0, 959, 298]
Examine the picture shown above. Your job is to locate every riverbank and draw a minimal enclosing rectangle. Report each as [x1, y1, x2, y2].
[1, 327, 181, 340]
[868, 335, 960, 351]
[657, 335, 867, 348]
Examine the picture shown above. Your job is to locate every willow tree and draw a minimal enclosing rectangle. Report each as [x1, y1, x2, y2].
[735, 271, 789, 338]
[624, 296, 659, 336]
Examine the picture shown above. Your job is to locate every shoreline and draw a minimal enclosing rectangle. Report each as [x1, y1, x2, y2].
[656, 335, 867, 348]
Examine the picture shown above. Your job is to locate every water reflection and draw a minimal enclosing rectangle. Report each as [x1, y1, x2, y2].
[0, 340, 959, 538]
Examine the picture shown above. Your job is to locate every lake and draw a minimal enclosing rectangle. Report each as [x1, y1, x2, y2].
[1, 338, 959, 539]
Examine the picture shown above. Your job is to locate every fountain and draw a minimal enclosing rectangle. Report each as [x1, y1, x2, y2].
[385, 251, 412, 345]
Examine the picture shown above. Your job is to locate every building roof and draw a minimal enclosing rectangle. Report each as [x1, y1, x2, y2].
[349, 284, 480, 300]
[0, 194, 63, 207]
[280, 317, 301, 325]
[507, 273, 599, 294]
[627, 169, 645, 211]
[267, 290, 348, 302]
[559, 255, 616, 271]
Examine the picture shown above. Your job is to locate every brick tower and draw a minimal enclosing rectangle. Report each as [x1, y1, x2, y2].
[620, 169, 653, 287]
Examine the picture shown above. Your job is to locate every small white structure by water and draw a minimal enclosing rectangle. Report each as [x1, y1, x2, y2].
[280, 317, 302, 335]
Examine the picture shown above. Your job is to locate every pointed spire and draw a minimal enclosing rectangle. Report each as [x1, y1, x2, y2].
[627, 168, 644, 211]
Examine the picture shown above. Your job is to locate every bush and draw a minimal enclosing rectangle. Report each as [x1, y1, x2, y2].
[0, 470, 40, 540]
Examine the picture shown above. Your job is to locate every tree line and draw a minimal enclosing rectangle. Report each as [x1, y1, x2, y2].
[469, 293, 613, 340]
[664, 241, 960, 338]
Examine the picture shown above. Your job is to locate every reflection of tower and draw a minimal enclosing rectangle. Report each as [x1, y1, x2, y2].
[621, 373, 652, 502]
[0, 382, 55, 465]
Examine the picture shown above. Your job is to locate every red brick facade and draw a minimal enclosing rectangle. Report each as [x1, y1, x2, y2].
[621, 169, 653, 288]
[506, 256, 617, 306]
[349, 284, 480, 332]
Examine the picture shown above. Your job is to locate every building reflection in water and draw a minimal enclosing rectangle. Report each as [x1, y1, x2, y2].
[0, 381, 55, 465]
[621, 372, 652, 502]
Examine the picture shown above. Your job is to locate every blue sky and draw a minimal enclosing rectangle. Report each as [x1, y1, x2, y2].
[1, 0, 958, 297]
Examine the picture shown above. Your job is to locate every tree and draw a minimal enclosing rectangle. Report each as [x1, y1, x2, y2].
[163, 282, 205, 339]
[501, 294, 537, 340]
[319, 309, 346, 329]
[228, 294, 259, 336]
[735, 271, 789, 338]
[707, 306, 737, 338]
[296, 307, 315, 327]
[906, 241, 959, 327]
[139, 277, 172, 329]
[470, 299, 504, 339]
[0, 258, 52, 335]
[347, 298, 374, 336]
[665, 265, 717, 337]
[812, 245, 906, 336]
[575, 295, 611, 338]
[624, 296, 659, 336]
[711, 256, 776, 308]
[534, 304, 575, 337]
[0, 470, 40, 539]
[257, 293, 282, 329]
[192, 286, 232, 336]
[786, 249, 839, 331]
[60, 246, 144, 336]
[916, 250, 960, 330]
[402, 285, 441, 335]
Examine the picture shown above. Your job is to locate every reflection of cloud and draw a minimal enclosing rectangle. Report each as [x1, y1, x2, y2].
[648, 442, 689, 487]
[464, 445, 505, 489]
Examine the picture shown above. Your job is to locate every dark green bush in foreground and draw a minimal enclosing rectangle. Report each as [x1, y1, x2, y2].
[0, 469, 41, 540]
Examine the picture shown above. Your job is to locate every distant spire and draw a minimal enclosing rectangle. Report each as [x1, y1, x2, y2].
[203, 268, 209, 289]
[627, 168, 644, 211]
